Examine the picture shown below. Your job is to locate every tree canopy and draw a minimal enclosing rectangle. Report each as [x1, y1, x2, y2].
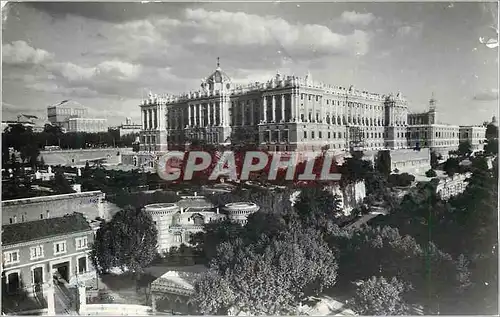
[193, 225, 338, 315]
[90, 206, 158, 277]
[352, 276, 411, 315]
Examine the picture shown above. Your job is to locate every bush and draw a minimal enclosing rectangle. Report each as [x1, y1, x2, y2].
[425, 169, 437, 178]
[388, 173, 415, 187]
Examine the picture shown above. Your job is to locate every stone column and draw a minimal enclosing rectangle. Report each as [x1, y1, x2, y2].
[281, 94, 285, 122]
[208, 103, 212, 126]
[213, 103, 217, 126]
[46, 281, 55, 316]
[219, 101, 224, 126]
[290, 92, 295, 122]
[188, 105, 192, 127]
[241, 102, 246, 126]
[198, 104, 202, 127]
[334, 101, 338, 125]
[263, 96, 267, 123]
[272, 95, 276, 122]
[77, 284, 86, 315]
[295, 91, 300, 122]
[141, 109, 145, 130]
[250, 100, 255, 125]
[151, 293, 157, 313]
[154, 108, 158, 129]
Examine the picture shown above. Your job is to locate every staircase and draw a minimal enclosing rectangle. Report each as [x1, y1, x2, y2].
[54, 280, 78, 315]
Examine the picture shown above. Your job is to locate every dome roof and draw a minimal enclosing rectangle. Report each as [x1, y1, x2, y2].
[206, 67, 231, 84]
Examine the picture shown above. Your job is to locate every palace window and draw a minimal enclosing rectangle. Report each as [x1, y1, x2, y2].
[53, 241, 67, 255]
[3, 250, 20, 265]
[30, 246, 44, 260]
[174, 234, 182, 243]
[273, 131, 280, 142]
[319, 131, 322, 139]
[303, 131, 307, 139]
[312, 131, 315, 139]
[75, 237, 88, 251]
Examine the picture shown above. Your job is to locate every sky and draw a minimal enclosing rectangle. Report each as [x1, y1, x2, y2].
[2, 1, 498, 127]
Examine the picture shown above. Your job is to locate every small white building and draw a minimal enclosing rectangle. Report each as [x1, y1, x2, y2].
[436, 172, 471, 200]
[145, 197, 259, 253]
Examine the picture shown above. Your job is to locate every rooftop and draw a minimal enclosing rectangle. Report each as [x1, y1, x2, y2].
[2, 213, 92, 246]
[1, 190, 104, 206]
[150, 265, 207, 295]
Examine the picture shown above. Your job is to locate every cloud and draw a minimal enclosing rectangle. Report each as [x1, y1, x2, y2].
[2, 40, 145, 98]
[2, 40, 54, 66]
[396, 23, 424, 37]
[339, 11, 375, 26]
[473, 88, 499, 101]
[182, 8, 370, 56]
[27, 82, 99, 98]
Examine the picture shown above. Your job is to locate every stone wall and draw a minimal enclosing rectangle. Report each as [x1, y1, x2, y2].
[390, 148, 431, 174]
[40, 148, 131, 166]
[327, 181, 366, 214]
[82, 304, 153, 316]
[2, 191, 105, 225]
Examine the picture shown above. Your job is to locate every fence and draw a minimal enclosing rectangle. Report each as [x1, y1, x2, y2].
[82, 304, 153, 316]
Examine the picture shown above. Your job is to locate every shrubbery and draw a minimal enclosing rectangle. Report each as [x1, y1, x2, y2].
[388, 173, 415, 187]
[425, 169, 437, 178]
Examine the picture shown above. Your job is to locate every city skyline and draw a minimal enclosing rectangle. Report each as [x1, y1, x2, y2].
[2, 2, 498, 127]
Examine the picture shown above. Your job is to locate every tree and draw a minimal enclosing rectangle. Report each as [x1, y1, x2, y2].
[430, 151, 440, 169]
[90, 206, 158, 285]
[54, 170, 75, 194]
[189, 219, 245, 264]
[388, 173, 415, 187]
[484, 138, 498, 156]
[192, 269, 236, 315]
[193, 226, 338, 315]
[425, 169, 437, 178]
[443, 157, 459, 177]
[485, 123, 498, 140]
[352, 276, 411, 315]
[376, 150, 391, 177]
[457, 141, 472, 157]
[294, 187, 339, 226]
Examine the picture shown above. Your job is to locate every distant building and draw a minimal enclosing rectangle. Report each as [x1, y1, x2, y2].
[110, 118, 142, 137]
[47, 100, 88, 130]
[47, 100, 107, 132]
[459, 125, 486, 151]
[67, 117, 107, 133]
[1, 213, 95, 297]
[1, 190, 106, 225]
[407, 95, 460, 160]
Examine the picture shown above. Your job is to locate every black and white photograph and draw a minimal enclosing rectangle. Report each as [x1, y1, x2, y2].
[1, 1, 499, 316]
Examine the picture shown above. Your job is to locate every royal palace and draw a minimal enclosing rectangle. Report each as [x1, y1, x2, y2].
[132, 59, 485, 167]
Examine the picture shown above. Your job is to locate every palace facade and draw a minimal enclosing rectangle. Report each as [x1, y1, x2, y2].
[139, 60, 409, 153]
[134, 60, 486, 168]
